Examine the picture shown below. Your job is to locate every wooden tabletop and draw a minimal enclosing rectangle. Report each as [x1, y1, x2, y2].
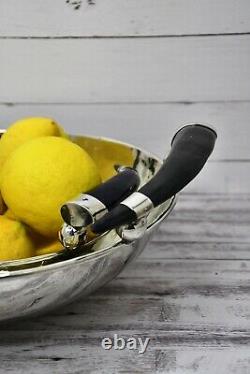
[0, 192, 249, 373]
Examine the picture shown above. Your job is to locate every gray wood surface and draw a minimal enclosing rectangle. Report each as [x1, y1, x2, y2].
[0, 193, 249, 373]
[1, 0, 250, 37]
[1, 36, 250, 103]
[0, 101, 248, 160]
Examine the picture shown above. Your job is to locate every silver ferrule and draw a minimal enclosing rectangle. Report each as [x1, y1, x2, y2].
[120, 192, 154, 219]
[61, 193, 108, 228]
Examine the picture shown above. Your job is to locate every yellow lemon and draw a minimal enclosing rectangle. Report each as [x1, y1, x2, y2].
[0, 216, 35, 261]
[27, 230, 63, 256]
[1, 136, 101, 238]
[35, 239, 62, 256]
[0, 173, 5, 214]
[0, 117, 66, 171]
[4, 209, 16, 219]
[0, 192, 6, 215]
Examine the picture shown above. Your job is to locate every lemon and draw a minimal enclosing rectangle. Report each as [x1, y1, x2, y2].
[0, 192, 6, 215]
[35, 239, 62, 256]
[0, 117, 66, 171]
[0, 216, 35, 261]
[1, 136, 101, 238]
[4, 209, 16, 220]
[27, 229, 62, 256]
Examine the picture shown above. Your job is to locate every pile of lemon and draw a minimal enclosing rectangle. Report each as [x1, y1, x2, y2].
[0, 117, 101, 261]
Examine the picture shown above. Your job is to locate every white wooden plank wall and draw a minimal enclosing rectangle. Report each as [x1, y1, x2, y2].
[0, 1, 250, 193]
[0, 0, 250, 37]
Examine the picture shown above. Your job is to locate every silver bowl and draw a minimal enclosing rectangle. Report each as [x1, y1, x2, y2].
[0, 132, 176, 322]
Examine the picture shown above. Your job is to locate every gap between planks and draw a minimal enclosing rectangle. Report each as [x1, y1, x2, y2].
[1, 32, 250, 40]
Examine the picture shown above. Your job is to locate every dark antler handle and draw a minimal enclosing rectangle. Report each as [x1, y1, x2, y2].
[140, 124, 217, 205]
[61, 167, 140, 228]
[91, 124, 217, 235]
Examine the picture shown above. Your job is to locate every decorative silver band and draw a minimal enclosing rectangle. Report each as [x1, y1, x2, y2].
[62, 194, 108, 227]
[74, 193, 107, 217]
[120, 192, 154, 219]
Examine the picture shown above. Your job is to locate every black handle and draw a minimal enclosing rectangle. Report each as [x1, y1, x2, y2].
[88, 167, 140, 209]
[91, 124, 217, 235]
[140, 124, 217, 205]
[61, 167, 140, 227]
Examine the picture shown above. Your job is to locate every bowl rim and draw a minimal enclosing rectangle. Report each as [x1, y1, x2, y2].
[0, 130, 175, 278]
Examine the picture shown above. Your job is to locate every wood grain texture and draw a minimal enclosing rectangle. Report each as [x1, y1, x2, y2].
[1, 36, 250, 103]
[148, 194, 250, 259]
[0, 101, 248, 159]
[0, 194, 250, 373]
[0, 0, 250, 37]
[0, 344, 250, 374]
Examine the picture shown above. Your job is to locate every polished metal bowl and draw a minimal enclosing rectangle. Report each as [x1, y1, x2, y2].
[0, 132, 176, 322]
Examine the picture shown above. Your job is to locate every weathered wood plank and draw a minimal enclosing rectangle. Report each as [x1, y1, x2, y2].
[184, 162, 250, 194]
[0, 0, 250, 37]
[154, 193, 250, 244]
[122, 259, 250, 282]
[1, 255, 250, 332]
[2, 289, 250, 331]
[0, 36, 250, 103]
[0, 345, 250, 374]
[147, 240, 250, 260]
[1, 326, 250, 345]
[0, 101, 249, 160]
[1, 258, 250, 374]
[148, 193, 250, 259]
